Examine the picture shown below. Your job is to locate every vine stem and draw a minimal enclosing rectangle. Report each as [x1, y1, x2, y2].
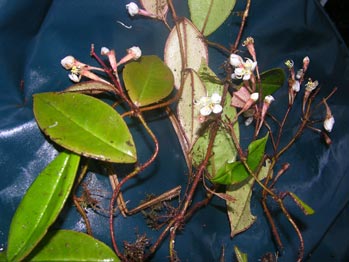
[109, 114, 159, 260]
[232, 0, 251, 52]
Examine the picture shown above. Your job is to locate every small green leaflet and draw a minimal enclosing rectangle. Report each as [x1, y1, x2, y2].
[289, 192, 315, 215]
[234, 246, 248, 262]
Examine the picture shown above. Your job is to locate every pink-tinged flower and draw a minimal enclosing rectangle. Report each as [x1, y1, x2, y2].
[323, 100, 335, 132]
[197, 92, 223, 117]
[126, 2, 156, 18]
[302, 79, 319, 111]
[67, 66, 110, 84]
[257, 95, 275, 135]
[242, 37, 256, 61]
[101, 47, 118, 72]
[303, 56, 310, 73]
[117, 46, 142, 66]
[241, 92, 259, 112]
[288, 79, 300, 105]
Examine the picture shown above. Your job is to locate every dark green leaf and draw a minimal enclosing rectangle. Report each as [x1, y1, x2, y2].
[211, 133, 268, 185]
[189, 0, 237, 36]
[259, 68, 285, 98]
[33, 92, 137, 163]
[63, 80, 116, 95]
[246, 133, 269, 171]
[123, 55, 174, 107]
[27, 230, 120, 261]
[7, 152, 80, 262]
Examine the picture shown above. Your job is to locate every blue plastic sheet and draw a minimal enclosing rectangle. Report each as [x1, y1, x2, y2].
[1, 0, 349, 261]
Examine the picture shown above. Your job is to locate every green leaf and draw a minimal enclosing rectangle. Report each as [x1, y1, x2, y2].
[289, 192, 315, 215]
[189, 0, 236, 36]
[63, 80, 116, 95]
[7, 152, 80, 262]
[27, 230, 120, 261]
[259, 68, 285, 98]
[140, 0, 168, 17]
[226, 159, 270, 237]
[234, 246, 248, 262]
[246, 133, 269, 171]
[177, 69, 207, 152]
[123, 55, 174, 107]
[212, 133, 269, 185]
[164, 18, 208, 89]
[33, 92, 136, 163]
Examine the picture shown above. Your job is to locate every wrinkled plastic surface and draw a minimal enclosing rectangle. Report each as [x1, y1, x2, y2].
[1, 0, 349, 261]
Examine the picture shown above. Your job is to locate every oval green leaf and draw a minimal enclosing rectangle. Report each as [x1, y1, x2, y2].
[33, 92, 137, 163]
[123, 55, 174, 107]
[259, 68, 285, 98]
[26, 230, 120, 261]
[189, 0, 236, 36]
[164, 18, 208, 89]
[7, 152, 80, 262]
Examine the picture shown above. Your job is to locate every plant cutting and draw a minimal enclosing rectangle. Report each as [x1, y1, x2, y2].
[1, 0, 341, 261]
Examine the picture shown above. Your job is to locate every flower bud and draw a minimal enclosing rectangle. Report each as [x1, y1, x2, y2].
[61, 56, 76, 70]
[126, 2, 139, 16]
[229, 54, 242, 67]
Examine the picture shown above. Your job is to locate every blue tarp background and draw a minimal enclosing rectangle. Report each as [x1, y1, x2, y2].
[1, 0, 349, 261]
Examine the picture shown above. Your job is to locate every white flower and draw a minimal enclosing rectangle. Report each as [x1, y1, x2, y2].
[68, 72, 81, 82]
[231, 58, 257, 81]
[126, 2, 139, 16]
[305, 79, 319, 92]
[324, 116, 335, 132]
[61, 56, 76, 70]
[292, 80, 300, 92]
[198, 92, 223, 117]
[229, 54, 242, 67]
